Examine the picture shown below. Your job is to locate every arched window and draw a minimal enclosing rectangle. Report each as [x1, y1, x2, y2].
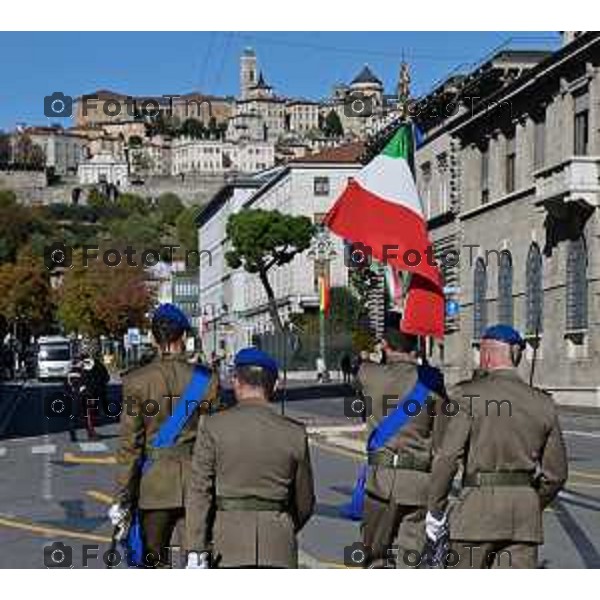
[497, 251, 514, 326]
[525, 243, 543, 333]
[473, 258, 487, 339]
[566, 236, 588, 331]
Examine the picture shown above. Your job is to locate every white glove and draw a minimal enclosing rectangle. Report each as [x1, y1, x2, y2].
[425, 510, 447, 542]
[108, 503, 129, 527]
[186, 552, 210, 569]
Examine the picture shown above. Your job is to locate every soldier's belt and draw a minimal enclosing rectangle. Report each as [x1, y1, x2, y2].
[463, 471, 534, 487]
[145, 444, 193, 460]
[216, 496, 289, 512]
[367, 451, 430, 472]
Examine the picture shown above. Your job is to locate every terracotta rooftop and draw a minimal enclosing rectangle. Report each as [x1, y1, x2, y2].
[295, 141, 365, 164]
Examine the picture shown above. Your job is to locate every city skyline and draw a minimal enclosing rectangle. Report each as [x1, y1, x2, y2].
[0, 31, 560, 130]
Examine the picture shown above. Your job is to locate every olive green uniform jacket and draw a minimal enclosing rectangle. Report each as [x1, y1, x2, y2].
[185, 402, 315, 568]
[114, 353, 219, 510]
[358, 357, 448, 506]
[428, 368, 568, 543]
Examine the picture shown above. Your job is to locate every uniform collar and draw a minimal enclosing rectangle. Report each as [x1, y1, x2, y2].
[236, 398, 271, 408]
[156, 352, 187, 363]
[483, 367, 521, 380]
[385, 354, 417, 366]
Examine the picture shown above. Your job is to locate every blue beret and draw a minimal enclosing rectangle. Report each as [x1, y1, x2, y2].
[482, 324, 525, 348]
[153, 303, 191, 331]
[234, 347, 279, 377]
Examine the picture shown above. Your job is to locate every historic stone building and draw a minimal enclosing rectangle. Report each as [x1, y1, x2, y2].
[413, 32, 600, 406]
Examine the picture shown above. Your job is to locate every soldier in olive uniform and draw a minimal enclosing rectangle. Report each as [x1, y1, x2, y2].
[357, 316, 448, 568]
[426, 325, 568, 569]
[185, 347, 315, 568]
[110, 304, 219, 567]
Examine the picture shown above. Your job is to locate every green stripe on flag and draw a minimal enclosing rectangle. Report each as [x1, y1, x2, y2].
[381, 124, 413, 161]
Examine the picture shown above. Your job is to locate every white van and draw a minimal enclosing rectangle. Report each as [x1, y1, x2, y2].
[37, 336, 73, 380]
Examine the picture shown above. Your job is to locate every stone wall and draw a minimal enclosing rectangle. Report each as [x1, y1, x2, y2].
[0, 169, 226, 207]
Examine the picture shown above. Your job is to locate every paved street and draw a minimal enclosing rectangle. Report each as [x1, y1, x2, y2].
[0, 386, 599, 568]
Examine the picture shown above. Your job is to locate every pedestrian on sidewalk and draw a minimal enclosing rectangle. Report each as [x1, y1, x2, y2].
[341, 353, 352, 384]
[316, 356, 326, 383]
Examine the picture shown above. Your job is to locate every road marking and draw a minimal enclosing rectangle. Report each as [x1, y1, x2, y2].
[568, 481, 600, 489]
[564, 430, 600, 439]
[63, 452, 116, 465]
[78, 442, 109, 453]
[570, 469, 600, 481]
[86, 490, 114, 505]
[31, 444, 56, 455]
[0, 513, 111, 543]
[0, 448, 6, 458]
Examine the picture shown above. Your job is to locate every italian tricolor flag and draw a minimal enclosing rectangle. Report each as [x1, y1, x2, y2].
[324, 124, 444, 338]
[318, 275, 330, 314]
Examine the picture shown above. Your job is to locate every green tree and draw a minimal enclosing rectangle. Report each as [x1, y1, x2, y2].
[108, 213, 162, 249]
[207, 116, 218, 139]
[0, 189, 17, 207]
[128, 135, 143, 147]
[116, 192, 148, 215]
[175, 205, 200, 259]
[0, 131, 11, 166]
[12, 134, 45, 170]
[157, 192, 184, 225]
[322, 109, 344, 138]
[225, 209, 315, 332]
[86, 188, 112, 210]
[0, 199, 50, 264]
[0, 249, 54, 335]
[180, 118, 206, 139]
[57, 248, 154, 337]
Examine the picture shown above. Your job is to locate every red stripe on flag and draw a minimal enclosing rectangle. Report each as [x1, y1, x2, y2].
[325, 178, 444, 338]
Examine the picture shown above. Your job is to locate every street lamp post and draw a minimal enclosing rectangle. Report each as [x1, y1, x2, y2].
[308, 226, 336, 382]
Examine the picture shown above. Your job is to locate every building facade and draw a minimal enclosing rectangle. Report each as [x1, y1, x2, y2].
[77, 151, 129, 186]
[414, 32, 600, 406]
[25, 126, 87, 175]
[196, 144, 364, 357]
[171, 138, 275, 175]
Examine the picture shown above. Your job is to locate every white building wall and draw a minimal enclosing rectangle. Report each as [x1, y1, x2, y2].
[198, 161, 361, 354]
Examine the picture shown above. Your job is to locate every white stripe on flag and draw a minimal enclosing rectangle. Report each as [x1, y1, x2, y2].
[354, 154, 423, 217]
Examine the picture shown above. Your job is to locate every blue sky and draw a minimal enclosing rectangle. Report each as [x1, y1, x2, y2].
[0, 31, 559, 130]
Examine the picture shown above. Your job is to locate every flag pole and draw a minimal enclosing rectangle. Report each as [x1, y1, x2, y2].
[399, 62, 429, 363]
